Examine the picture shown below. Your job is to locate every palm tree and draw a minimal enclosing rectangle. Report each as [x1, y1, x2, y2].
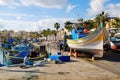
[54, 22, 60, 31]
[77, 18, 83, 23]
[85, 20, 97, 29]
[64, 21, 73, 32]
[51, 30, 57, 41]
[41, 29, 51, 41]
[54, 22, 60, 41]
[112, 17, 120, 28]
[95, 11, 109, 27]
[41, 30, 47, 37]
[51, 30, 56, 35]
[47, 28, 51, 35]
[77, 18, 84, 27]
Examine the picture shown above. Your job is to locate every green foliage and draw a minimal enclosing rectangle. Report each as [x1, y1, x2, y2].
[77, 18, 83, 23]
[54, 22, 60, 31]
[95, 11, 109, 27]
[41, 29, 57, 37]
[85, 20, 97, 29]
[51, 30, 57, 35]
[112, 17, 120, 28]
[64, 21, 73, 31]
[41, 29, 48, 37]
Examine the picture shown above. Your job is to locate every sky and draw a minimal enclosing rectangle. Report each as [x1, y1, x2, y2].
[0, 0, 120, 32]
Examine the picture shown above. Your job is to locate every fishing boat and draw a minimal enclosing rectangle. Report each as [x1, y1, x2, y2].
[67, 21, 109, 58]
[3, 38, 47, 65]
[4, 50, 47, 65]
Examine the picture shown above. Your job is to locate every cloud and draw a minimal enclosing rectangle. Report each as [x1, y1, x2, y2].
[0, 18, 74, 32]
[16, 16, 21, 20]
[0, 24, 4, 28]
[0, 0, 68, 9]
[37, 18, 74, 30]
[0, 0, 20, 9]
[106, 3, 120, 17]
[86, 0, 120, 18]
[66, 4, 77, 13]
[0, 13, 36, 20]
[87, 0, 107, 17]
[0, 13, 35, 17]
[0, 20, 39, 31]
[20, 0, 68, 9]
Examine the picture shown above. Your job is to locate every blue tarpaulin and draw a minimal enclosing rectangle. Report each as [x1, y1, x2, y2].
[0, 64, 5, 67]
[49, 52, 70, 62]
[8, 38, 14, 44]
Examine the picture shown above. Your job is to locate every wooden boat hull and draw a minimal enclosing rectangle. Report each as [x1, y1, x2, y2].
[67, 28, 107, 57]
[4, 54, 46, 65]
[80, 49, 103, 57]
[68, 40, 103, 50]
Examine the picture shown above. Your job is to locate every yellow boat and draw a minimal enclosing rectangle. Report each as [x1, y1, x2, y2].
[67, 22, 109, 57]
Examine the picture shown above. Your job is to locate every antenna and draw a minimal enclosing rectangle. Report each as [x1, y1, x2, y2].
[77, 7, 80, 19]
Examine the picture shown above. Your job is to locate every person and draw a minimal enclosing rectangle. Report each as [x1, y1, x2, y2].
[83, 22, 90, 34]
[30, 49, 38, 58]
[59, 40, 64, 51]
[3, 49, 7, 64]
[24, 54, 34, 66]
[83, 29, 89, 33]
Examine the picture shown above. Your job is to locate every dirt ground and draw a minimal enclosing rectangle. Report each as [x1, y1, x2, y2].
[0, 57, 119, 80]
[0, 42, 120, 80]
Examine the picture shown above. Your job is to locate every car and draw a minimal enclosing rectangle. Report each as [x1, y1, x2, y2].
[114, 33, 120, 39]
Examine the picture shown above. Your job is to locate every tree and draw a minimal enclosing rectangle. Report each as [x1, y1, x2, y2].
[64, 21, 73, 32]
[41, 29, 48, 37]
[77, 18, 84, 27]
[54, 22, 60, 31]
[85, 20, 97, 29]
[51, 30, 57, 35]
[77, 18, 83, 23]
[51, 30, 57, 41]
[32, 33, 40, 38]
[112, 17, 120, 28]
[95, 11, 109, 27]
[47, 28, 51, 35]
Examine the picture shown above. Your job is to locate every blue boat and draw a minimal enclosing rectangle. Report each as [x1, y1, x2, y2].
[4, 51, 47, 65]
[2, 38, 48, 66]
[3, 45, 47, 66]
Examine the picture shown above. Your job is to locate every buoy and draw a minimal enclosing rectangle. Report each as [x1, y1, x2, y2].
[83, 29, 89, 33]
